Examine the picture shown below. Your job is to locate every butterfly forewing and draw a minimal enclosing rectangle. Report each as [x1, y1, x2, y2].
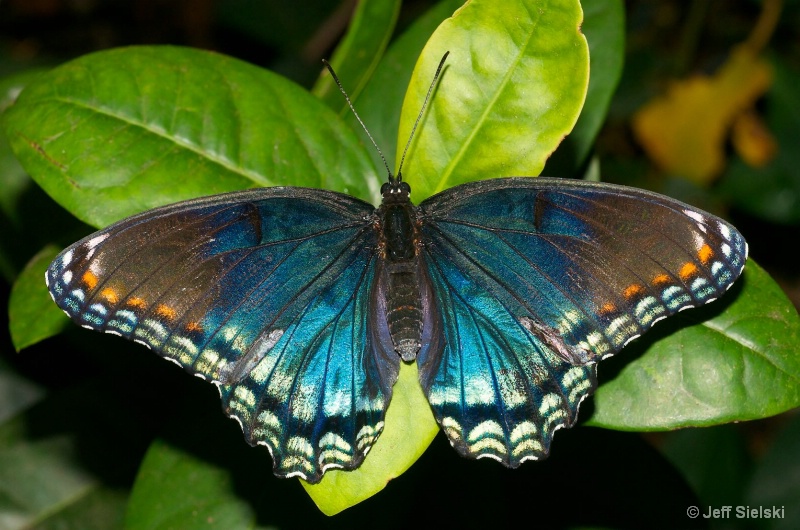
[46, 188, 399, 483]
[416, 177, 747, 464]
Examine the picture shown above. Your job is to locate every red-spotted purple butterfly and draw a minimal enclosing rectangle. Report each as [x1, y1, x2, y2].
[46, 54, 747, 483]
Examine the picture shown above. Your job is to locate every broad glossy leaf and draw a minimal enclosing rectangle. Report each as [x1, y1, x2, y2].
[1, 69, 44, 225]
[126, 440, 255, 530]
[313, 0, 401, 114]
[346, 0, 465, 176]
[8, 246, 69, 351]
[400, 0, 589, 200]
[589, 261, 800, 429]
[1, 69, 46, 282]
[544, 0, 625, 176]
[3, 46, 380, 228]
[302, 363, 438, 515]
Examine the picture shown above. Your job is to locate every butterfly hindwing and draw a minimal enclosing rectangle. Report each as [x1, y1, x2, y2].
[416, 177, 747, 463]
[46, 188, 399, 483]
[418, 244, 597, 465]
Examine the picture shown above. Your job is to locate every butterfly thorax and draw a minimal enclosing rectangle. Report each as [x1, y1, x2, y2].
[377, 179, 424, 362]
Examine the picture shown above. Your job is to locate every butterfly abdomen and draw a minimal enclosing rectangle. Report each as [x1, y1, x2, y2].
[385, 263, 423, 361]
[378, 197, 424, 361]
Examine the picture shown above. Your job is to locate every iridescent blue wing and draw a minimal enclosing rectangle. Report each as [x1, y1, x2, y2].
[416, 177, 747, 465]
[46, 188, 398, 483]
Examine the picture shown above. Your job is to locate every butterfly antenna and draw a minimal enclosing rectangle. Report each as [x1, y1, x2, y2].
[396, 51, 449, 183]
[322, 59, 394, 181]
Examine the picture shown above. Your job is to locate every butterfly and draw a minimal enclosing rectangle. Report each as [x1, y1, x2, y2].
[45, 173, 748, 482]
[44, 57, 748, 484]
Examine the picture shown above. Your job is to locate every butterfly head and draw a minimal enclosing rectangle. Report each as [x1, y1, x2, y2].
[380, 176, 411, 205]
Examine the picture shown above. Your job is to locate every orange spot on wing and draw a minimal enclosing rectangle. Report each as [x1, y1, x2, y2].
[599, 302, 616, 315]
[82, 271, 98, 290]
[100, 288, 119, 304]
[698, 244, 713, 264]
[127, 297, 147, 309]
[679, 262, 699, 280]
[652, 273, 671, 286]
[186, 321, 203, 333]
[156, 304, 177, 320]
[623, 284, 645, 299]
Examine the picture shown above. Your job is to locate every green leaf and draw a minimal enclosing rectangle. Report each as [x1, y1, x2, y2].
[544, 0, 625, 176]
[0, 373, 126, 530]
[125, 440, 256, 530]
[1, 68, 48, 282]
[399, 0, 589, 201]
[302, 363, 438, 515]
[0, 69, 44, 225]
[589, 260, 800, 429]
[348, 0, 465, 176]
[312, 0, 401, 114]
[9, 246, 69, 351]
[3, 46, 380, 228]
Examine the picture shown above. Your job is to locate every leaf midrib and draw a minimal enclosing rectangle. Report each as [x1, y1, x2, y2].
[49, 96, 271, 186]
[432, 1, 546, 195]
[703, 316, 800, 383]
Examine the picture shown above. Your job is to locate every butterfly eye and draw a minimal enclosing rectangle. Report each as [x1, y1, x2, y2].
[380, 180, 412, 201]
